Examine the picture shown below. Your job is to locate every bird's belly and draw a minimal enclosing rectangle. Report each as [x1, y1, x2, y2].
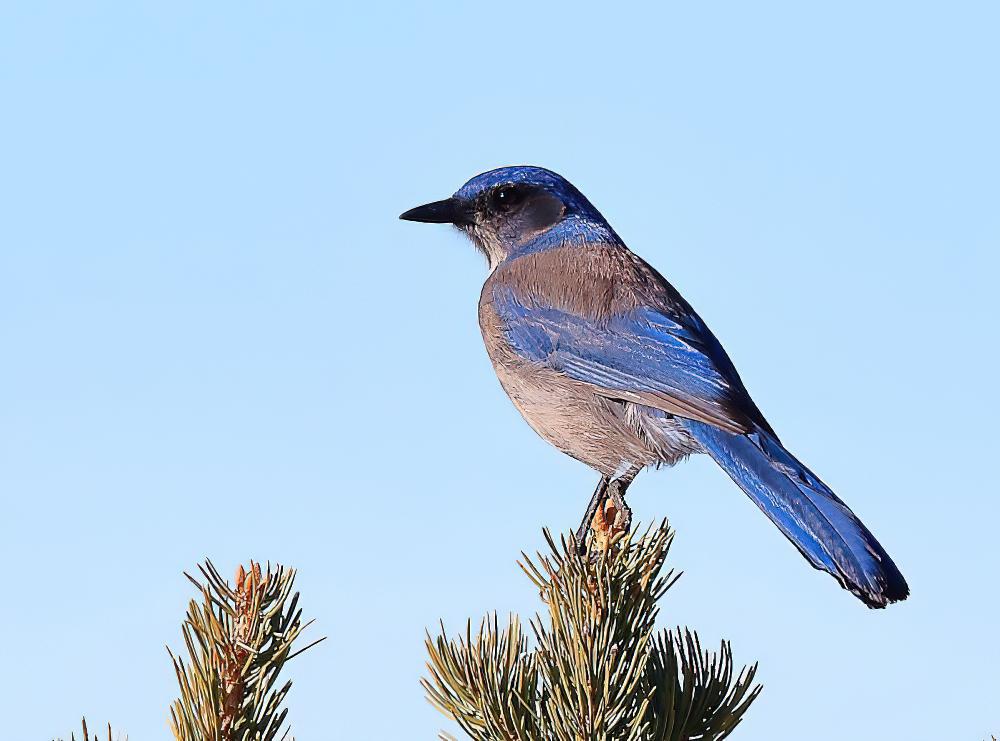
[492, 358, 654, 475]
[492, 362, 705, 474]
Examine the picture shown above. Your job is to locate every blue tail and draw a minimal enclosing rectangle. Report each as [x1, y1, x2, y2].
[684, 420, 908, 608]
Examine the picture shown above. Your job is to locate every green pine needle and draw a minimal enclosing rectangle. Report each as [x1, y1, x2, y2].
[167, 560, 325, 741]
[423, 520, 761, 740]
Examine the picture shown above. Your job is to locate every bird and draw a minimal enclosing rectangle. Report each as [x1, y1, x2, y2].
[400, 165, 908, 609]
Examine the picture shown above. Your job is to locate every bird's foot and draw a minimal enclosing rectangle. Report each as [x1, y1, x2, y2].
[589, 483, 632, 553]
[576, 477, 633, 555]
[608, 479, 633, 534]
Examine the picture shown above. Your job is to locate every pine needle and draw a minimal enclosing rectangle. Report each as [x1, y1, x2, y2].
[423, 517, 762, 740]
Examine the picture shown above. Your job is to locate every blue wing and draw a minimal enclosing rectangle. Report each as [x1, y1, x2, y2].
[492, 284, 766, 434]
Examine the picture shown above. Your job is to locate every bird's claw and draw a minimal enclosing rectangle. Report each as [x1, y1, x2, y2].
[587, 485, 633, 553]
[608, 480, 633, 534]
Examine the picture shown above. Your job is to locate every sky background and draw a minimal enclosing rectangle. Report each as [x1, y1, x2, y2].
[1, 2, 998, 739]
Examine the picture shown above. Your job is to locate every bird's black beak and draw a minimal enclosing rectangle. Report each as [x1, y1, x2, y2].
[399, 197, 473, 226]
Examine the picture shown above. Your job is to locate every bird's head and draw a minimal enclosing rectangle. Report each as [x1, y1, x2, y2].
[400, 166, 616, 269]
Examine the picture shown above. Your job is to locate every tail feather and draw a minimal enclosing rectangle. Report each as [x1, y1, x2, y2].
[684, 420, 908, 608]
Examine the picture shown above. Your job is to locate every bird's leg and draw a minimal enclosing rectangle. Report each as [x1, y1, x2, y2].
[608, 468, 638, 534]
[576, 476, 610, 554]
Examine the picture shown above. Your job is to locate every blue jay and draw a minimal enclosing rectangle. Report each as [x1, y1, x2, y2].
[401, 166, 908, 608]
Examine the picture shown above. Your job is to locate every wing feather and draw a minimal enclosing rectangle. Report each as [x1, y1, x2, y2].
[493, 284, 760, 435]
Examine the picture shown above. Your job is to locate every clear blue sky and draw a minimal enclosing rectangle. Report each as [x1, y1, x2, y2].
[1, 2, 997, 738]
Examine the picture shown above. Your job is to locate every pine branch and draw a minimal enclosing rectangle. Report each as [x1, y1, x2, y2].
[423, 507, 761, 740]
[167, 560, 325, 741]
[54, 558, 322, 741]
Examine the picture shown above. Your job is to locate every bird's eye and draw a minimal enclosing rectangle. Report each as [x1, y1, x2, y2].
[491, 184, 525, 213]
